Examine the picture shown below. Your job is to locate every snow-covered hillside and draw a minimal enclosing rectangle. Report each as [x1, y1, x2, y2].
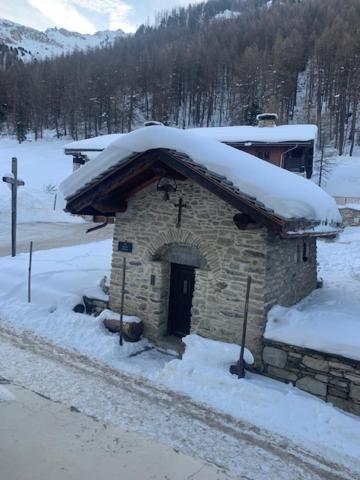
[0, 133, 80, 224]
[0, 19, 125, 62]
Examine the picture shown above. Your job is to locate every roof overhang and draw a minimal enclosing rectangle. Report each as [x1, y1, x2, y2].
[64, 148, 339, 238]
[227, 140, 314, 148]
[64, 139, 314, 157]
[65, 148, 104, 155]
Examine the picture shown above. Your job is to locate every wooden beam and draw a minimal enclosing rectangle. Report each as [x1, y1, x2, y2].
[124, 176, 159, 198]
[92, 198, 127, 212]
[233, 213, 259, 230]
[67, 152, 155, 212]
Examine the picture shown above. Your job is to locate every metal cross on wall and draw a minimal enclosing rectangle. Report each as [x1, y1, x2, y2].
[2, 157, 25, 257]
[174, 197, 188, 228]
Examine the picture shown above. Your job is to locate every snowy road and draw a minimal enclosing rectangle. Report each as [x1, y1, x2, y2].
[0, 324, 358, 480]
[0, 222, 113, 256]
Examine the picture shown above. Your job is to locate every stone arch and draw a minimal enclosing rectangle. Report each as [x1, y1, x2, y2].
[153, 243, 208, 269]
[147, 228, 219, 271]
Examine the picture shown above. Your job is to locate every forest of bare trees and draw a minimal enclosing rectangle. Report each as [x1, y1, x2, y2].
[0, 0, 359, 155]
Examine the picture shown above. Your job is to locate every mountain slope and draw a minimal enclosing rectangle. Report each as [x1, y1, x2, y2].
[0, 19, 125, 63]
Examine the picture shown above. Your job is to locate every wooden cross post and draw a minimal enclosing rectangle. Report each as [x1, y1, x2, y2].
[174, 198, 188, 228]
[2, 157, 25, 257]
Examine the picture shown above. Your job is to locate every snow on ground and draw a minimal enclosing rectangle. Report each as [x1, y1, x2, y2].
[339, 203, 360, 211]
[265, 227, 360, 359]
[156, 336, 360, 463]
[0, 241, 168, 375]
[0, 134, 83, 226]
[0, 386, 15, 402]
[60, 125, 340, 226]
[213, 10, 241, 21]
[0, 235, 360, 468]
[322, 155, 360, 198]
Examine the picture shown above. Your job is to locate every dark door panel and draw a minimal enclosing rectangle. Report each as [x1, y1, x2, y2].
[168, 263, 195, 337]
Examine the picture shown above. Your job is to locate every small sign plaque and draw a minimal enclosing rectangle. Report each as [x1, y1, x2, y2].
[118, 241, 133, 253]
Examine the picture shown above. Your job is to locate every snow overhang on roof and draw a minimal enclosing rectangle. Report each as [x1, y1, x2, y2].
[60, 126, 340, 237]
[64, 124, 317, 156]
[188, 124, 318, 144]
[64, 133, 124, 153]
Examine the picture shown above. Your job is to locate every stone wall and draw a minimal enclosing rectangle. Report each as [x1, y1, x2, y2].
[110, 180, 268, 364]
[339, 207, 360, 228]
[109, 179, 317, 367]
[263, 339, 360, 415]
[265, 235, 317, 310]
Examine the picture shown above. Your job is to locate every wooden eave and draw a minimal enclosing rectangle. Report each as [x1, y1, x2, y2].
[226, 140, 314, 148]
[65, 148, 336, 238]
[65, 139, 314, 157]
[65, 148, 104, 155]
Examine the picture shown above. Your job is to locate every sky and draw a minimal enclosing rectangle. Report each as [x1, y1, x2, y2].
[0, 0, 204, 34]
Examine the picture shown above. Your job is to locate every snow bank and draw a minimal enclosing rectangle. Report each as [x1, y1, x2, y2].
[60, 126, 340, 225]
[154, 335, 360, 462]
[0, 240, 112, 308]
[265, 227, 360, 360]
[266, 302, 360, 360]
[339, 203, 360, 211]
[64, 133, 124, 152]
[0, 386, 15, 402]
[324, 156, 360, 197]
[0, 240, 168, 375]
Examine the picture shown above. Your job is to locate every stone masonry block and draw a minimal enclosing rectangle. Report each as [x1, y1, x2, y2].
[302, 355, 329, 372]
[266, 366, 297, 382]
[296, 376, 327, 397]
[350, 384, 360, 403]
[263, 346, 288, 368]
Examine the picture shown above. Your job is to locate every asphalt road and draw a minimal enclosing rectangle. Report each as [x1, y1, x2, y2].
[0, 222, 114, 256]
[0, 384, 231, 480]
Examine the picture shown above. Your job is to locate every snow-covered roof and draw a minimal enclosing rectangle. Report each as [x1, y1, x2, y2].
[64, 133, 124, 152]
[60, 126, 340, 229]
[188, 125, 317, 144]
[64, 124, 317, 154]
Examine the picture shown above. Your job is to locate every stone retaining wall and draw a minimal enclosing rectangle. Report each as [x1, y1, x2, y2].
[263, 339, 360, 415]
[339, 208, 360, 227]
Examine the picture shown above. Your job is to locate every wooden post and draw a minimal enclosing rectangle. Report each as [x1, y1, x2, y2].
[11, 158, 18, 257]
[119, 256, 127, 346]
[229, 275, 252, 378]
[28, 241, 33, 303]
[237, 275, 252, 378]
[2, 157, 25, 257]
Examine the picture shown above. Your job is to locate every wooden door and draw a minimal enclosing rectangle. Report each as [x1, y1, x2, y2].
[168, 263, 195, 337]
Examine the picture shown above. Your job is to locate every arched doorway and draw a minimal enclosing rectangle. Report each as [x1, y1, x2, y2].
[152, 242, 208, 337]
[168, 263, 195, 336]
